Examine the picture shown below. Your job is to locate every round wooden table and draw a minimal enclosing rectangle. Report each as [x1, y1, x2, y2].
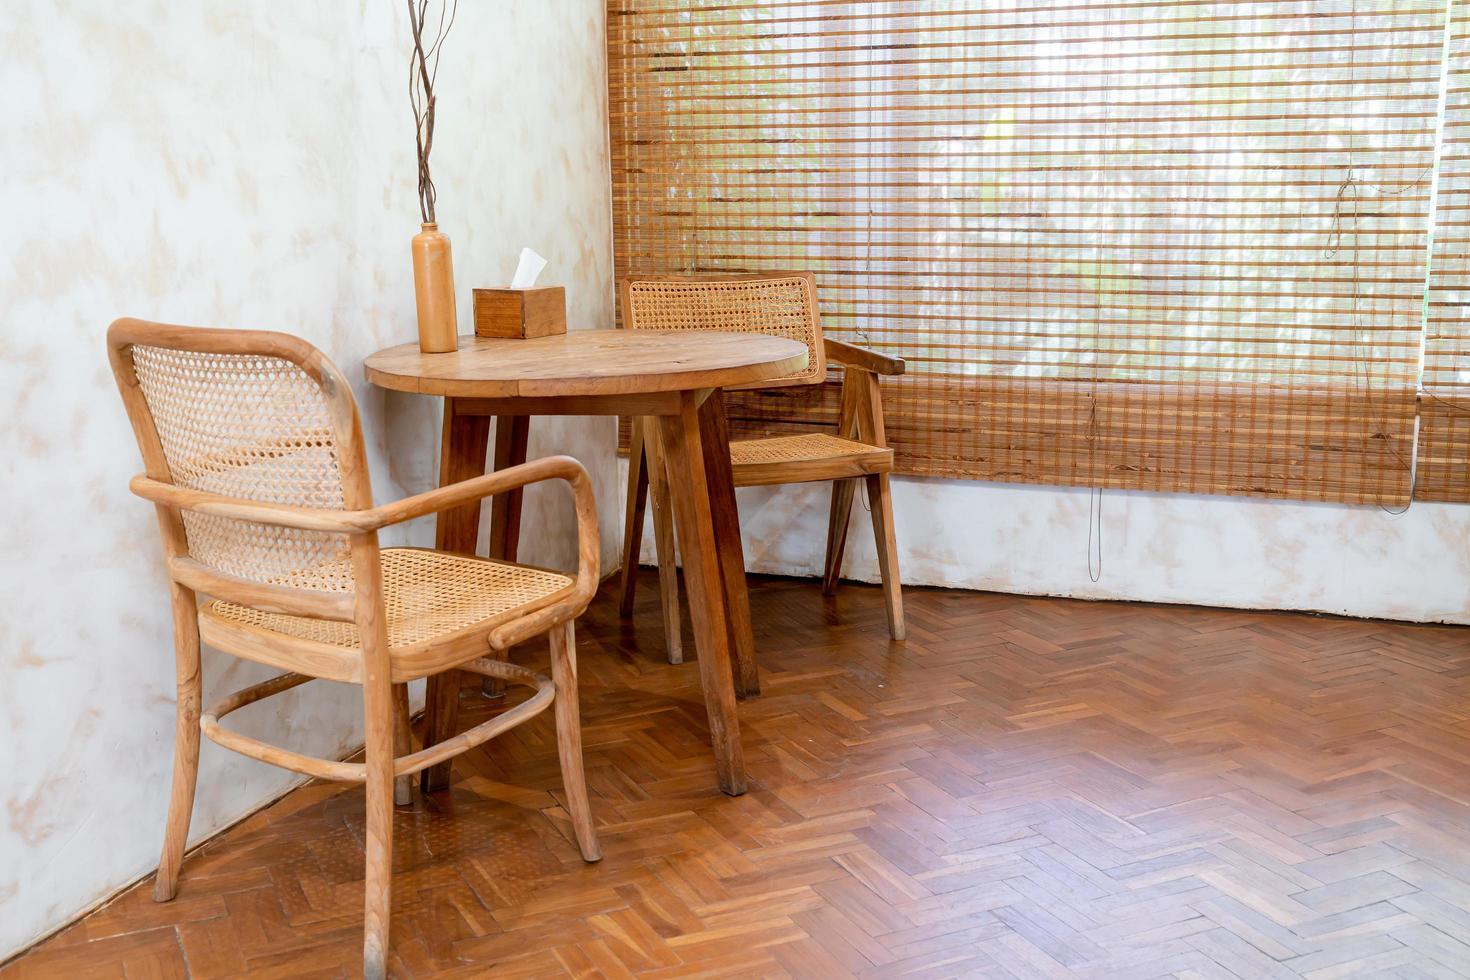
[365, 330, 809, 796]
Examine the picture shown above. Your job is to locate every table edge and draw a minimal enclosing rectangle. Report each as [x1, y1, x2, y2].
[363, 333, 810, 398]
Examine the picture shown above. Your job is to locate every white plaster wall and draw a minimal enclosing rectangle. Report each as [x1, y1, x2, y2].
[0, 0, 614, 959]
[625, 467, 1470, 626]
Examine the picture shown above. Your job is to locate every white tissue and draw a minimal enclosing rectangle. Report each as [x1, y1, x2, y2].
[511, 248, 547, 289]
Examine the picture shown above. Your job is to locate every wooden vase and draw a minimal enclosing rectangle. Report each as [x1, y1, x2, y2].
[412, 222, 458, 353]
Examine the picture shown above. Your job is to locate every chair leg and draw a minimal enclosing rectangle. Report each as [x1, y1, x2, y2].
[480, 647, 509, 702]
[362, 674, 397, 979]
[644, 422, 684, 664]
[550, 621, 602, 862]
[619, 418, 650, 618]
[392, 684, 413, 807]
[822, 478, 858, 596]
[154, 585, 202, 903]
[866, 473, 906, 641]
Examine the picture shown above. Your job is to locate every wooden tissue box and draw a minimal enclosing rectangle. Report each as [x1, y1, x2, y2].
[473, 286, 567, 339]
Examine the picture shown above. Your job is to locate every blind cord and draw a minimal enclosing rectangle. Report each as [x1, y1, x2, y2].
[1084, 10, 1108, 584]
[1087, 486, 1103, 584]
[1331, 0, 1440, 515]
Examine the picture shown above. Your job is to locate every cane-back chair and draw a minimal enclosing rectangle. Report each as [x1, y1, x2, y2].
[618, 273, 906, 666]
[107, 318, 601, 980]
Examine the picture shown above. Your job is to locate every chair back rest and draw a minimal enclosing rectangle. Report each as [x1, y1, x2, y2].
[107, 319, 372, 595]
[619, 273, 826, 389]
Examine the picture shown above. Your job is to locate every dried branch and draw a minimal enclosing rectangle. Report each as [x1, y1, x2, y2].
[407, 0, 457, 224]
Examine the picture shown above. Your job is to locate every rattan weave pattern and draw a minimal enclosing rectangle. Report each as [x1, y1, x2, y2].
[131, 345, 354, 591]
[730, 433, 880, 466]
[623, 277, 821, 386]
[205, 548, 572, 650]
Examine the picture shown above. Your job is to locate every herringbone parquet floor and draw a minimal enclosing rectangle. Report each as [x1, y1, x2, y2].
[9, 574, 1470, 978]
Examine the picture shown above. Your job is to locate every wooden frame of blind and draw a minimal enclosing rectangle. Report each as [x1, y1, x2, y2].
[609, 1, 1456, 506]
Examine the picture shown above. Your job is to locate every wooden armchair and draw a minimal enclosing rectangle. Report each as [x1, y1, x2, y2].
[107, 318, 601, 980]
[618, 273, 906, 671]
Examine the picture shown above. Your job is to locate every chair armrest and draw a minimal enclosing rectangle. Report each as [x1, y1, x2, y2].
[130, 456, 601, 613]
[823, 337, 905, 376]
[362, 455, 589, 531]
[130, 476, 359, 532]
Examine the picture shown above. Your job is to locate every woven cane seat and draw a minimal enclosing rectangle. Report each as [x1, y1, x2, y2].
[730, 433, 893, 488]
[200, 548, 573, 682]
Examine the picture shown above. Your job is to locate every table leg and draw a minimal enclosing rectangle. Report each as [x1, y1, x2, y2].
[696, 390, 759, 698]
[657, 391, 748, 796]
[422, 397, 492, 793]
[643, 421, 685, 665]
[618, 418, 649, 618]
[483, 414, 530, 698]
[489, 414, 529, 561]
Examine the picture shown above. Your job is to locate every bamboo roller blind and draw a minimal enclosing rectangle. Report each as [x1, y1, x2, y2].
[609, 1, 1465, 506]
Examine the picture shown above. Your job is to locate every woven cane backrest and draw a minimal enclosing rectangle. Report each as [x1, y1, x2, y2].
[620, 274, 826, 389]
[122, 335, 360, 593]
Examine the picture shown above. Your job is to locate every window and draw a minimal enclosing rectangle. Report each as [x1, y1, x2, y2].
[610, 0, 1468, 505]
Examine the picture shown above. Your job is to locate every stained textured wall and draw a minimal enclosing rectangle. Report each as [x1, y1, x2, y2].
[0, 1, 614, 958]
